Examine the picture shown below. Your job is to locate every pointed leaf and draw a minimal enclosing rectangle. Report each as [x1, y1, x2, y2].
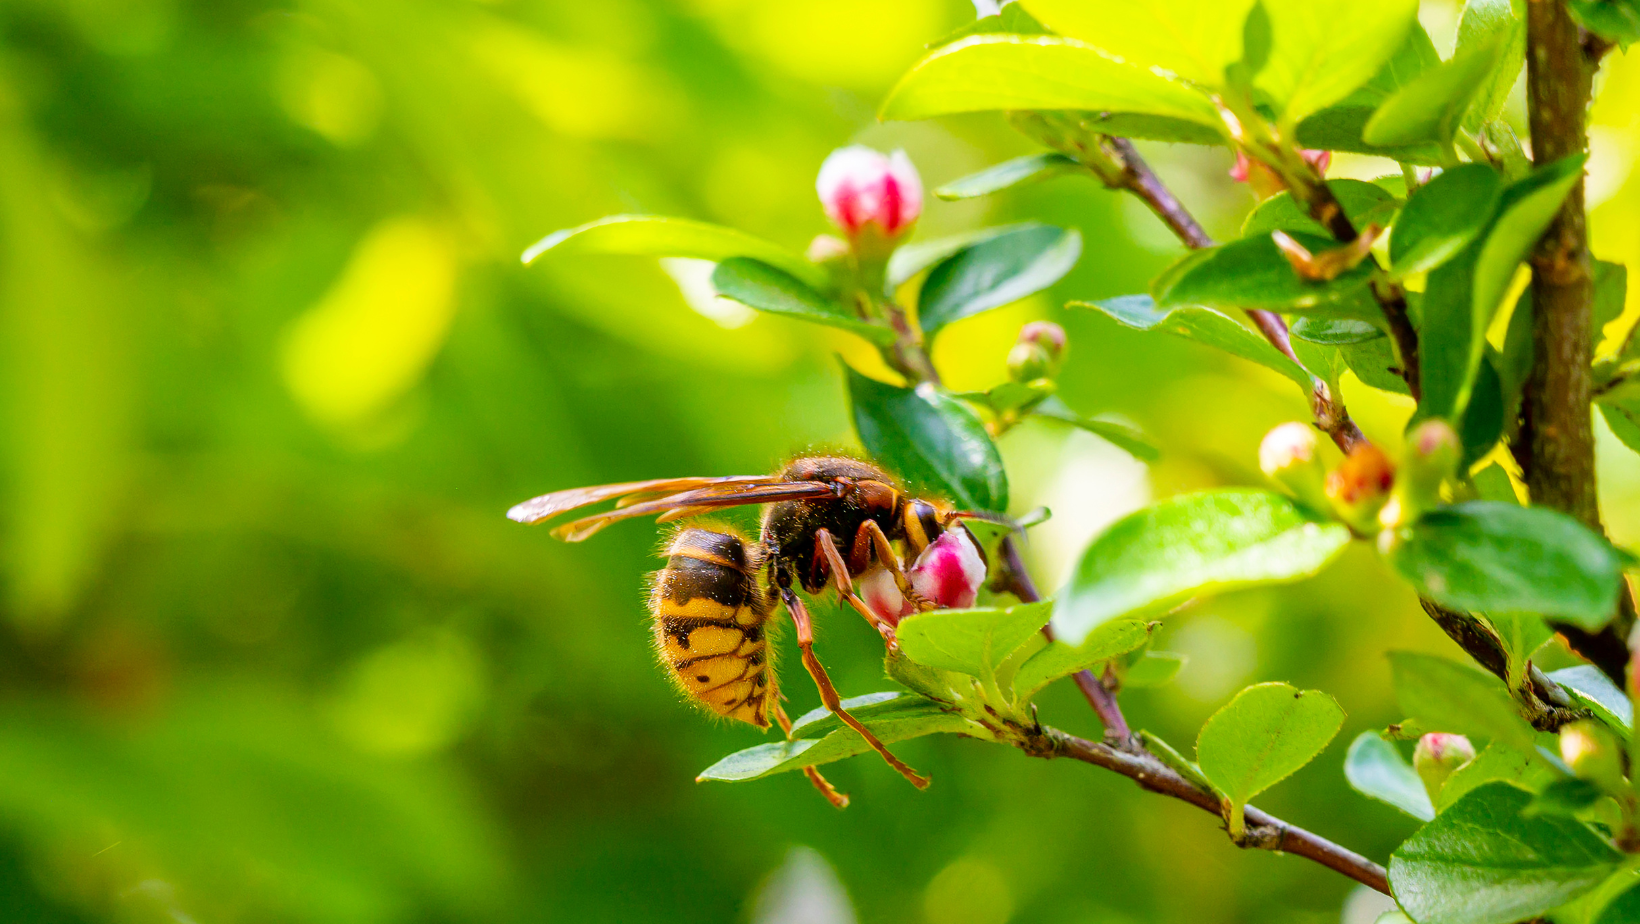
[1345, 731, 1436, 820]
[523, 215, 822, 286]
[1363, 37, 1508, 147]
[919, 225, 1082, 340]
[896, 602, 1052, 679]
[1455, 0, 1526, 132]
[934, 153, 1084, 201]
[1242, 179, 1398, 240]
[1029, 397, 1160, 461]
[1019, 0, 1256, 87]
[1255, 0, 1420, 124]
[1077, 294, 1311, 388]
[1196, 682, 1345, 807]
[1156, 233, 1380, 317]
[712, 258, 895, 345]
[1012, 618, 1152, 701]
[1294, 23, 1446, 162]
[1389, 164, 1505, 278]
[1549, 665, 1634, 734]
[846, 366, 1009, 512]
[698, 694, 971, 782]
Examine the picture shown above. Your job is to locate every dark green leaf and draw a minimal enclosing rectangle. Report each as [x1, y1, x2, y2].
[1020, 0, 1257, 87]
[1487, 611, 1552, 687]
[1389, 782, 1620, 924]
[713, 258, 895, 346]
[1382, 502, 1625, 630]
[1290, 317, 1384, 345]
[1078, 294, 1311, 388]
[523, 214, 823, 286]
[1241, 180, 1398, 240]
[1123, 650, 1186, 688]
[1523, 777, 1605, 818]
[1389, 164, 1505, 278]
[1470, 154, 1588, 346]
[880, 35, 1221, 127]
[1254, 0, 1421, 124]
[896, 602, 1051, 679]
[1568, 0, 1640, 47]
[919, 225, 1082, 339]
[1363, 37, 1508, 147]
[1012, 617, 1152, 701]
[846, 366, 1009, 512]
[1388, 652, 1537, 753]
[1054, 490, 1351, 645]
[1030, 397, 1161, 461]
[698, 694, 971, 782]
[888, 224, 1027, 290]
[1345, 731, 1435, 821]
[933, 153, 1083, 201]
[1156, 233, 1379, 317]
[1438, 741, 1559, 810]
[1196, 682, 1345, 808]
[1342, 335, 1413, 395]
[1548, 666, 1633, 733]
[1457, 351, 1506, 467]
[1594, 878, 1640, 924]
[1455, 0, 1526, 132]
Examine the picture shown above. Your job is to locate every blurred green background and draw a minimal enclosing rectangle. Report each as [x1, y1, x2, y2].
[3, 1, 1640, 922]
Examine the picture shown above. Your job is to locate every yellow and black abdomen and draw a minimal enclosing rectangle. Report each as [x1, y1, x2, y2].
[650, 527, 773, 728]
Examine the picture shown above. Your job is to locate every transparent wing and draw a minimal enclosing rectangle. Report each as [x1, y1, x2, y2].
[506, 475, 779, 525]
[552, 481, 842, 542]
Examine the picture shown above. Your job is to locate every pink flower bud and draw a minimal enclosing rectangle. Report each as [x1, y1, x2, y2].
[816, 146, 923, 240]
[1007, 321, 1068, 383]
[1260, 422, 1329, 512]
[1413, 732, 1475, 800]
[859, 528, 988, 626]
[1018, 321, 1067, 355]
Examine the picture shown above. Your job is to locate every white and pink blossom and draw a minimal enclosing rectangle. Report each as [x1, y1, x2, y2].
[860, 528, 987, 625]
[816, 146, 923, 240]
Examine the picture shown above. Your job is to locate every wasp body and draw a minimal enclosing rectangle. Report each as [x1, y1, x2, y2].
[651, 528, 774, 728]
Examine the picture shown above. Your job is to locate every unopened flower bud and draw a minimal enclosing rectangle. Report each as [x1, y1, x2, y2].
[1230, 149, 1332, 200]
[1259, 422, 1329, 511]
[860, 527, 988, 626]
[1413, 732, 1475, 801]
[1382, 419, 1461, 528]
[1561, 720, 1626, 792]
[806, 234, 850, 265]
[1326, 443, 1395, 534]
[1007, 321, 1067, 382]
[816, 146, 922, 250]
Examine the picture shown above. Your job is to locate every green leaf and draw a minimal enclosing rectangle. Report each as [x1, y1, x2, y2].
[1255, 0, 1420, 125]
[1345, 731, 1436, 821]
[1078, 294, 1311, 389]
[1389, 782, 1621, 924]
[1290, 317, 1384, 345]
[1455, 0, 1526, 132]
[788, 691, 921, 737]
[1029, 397, 1161, 461]
[1382, 502, 1625, 630]
[1389, 164, 1505, 278]
[1438, 741, 1559, 810]
[713, 258, 896, 346]
[1594, 261, 1628, 332]
[1054, 490, 1352, 645]
[1196, 682, 1345, 810]
[1470, 463, 1520, 504]
[1548, 665, 1634, 733]
[896, 602, 1051, 679]
[1469, 153, 1587, 350]
[1568, 0, 1640, 46]
[1295, 24, 1446, 163]
[918, 225, 1082, 340]
[698, 694, 971, 782]
[1388, 651, 1537, 753]
[1594, 878, 1640, 924]
[1019, 0, 1257, 87]
[1241, 180, 1398, 240]
[888, 224, 1026, 290]
[846, 366, 1009, 512]
[1487, 611, 1552, 688]
[1052, 111, 1225, 145]
[522, 214, 823, 287]
[1124, 650, 1187, 688]
[1342, 333, 1412, 395]
[1012, 618, 1152, 702]
[1601, 402, 1640, 456]
[1156, 233, 1379, 317]
[1363, 37, 1508, 147]
[934, 153, 1083, 201]
[1524, 777, 1606, 818]
[880, 35, 1221, 127]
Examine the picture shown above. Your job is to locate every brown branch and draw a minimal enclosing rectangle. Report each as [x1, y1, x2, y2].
[1040, 728, 1391, 894]
[1419, 600, 1586, 729]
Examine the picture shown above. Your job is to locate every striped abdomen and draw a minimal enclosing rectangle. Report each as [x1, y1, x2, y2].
[650, 528, 773, 728]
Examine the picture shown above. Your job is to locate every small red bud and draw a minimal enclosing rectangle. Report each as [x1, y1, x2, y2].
[1326, 443, 1395, 533]
[816, 146, 922, 242]
[1006, 321, 1067, 382]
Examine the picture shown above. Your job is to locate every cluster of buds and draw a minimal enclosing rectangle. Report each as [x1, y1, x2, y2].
[814, 145, 923, 263]
[859, 527, 988, 627]
[1413, 732, 1476, 802]
[1006, 321, 1067, 384]
[1259, 418, 1462, 537]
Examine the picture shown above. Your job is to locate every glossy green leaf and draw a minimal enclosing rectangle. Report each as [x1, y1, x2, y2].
[896, 602, 1051, 679]
[1124, 650, 1187, 688]
[1054, 490, 1351, 645]
[1290, 317, 1384, 345]
[1294, 24, 1445, 162]
[1345, 731, 1435, 821]
[1344, 336, 1414, 395]
[1019, 0, 1256, 87]
[888, 224, 1025, 290]
[1052, 111, 1225, 145]
[1568, 0, 1640, 46]
[1455, 0, 1526, 132]
[712, 258, 895, 346]
[1388, 652, 1537, 753]
[1363, 37, 1507, 147]
[522, 214, 823, 287]
[1523, 777, 1606, 818]
[1389, 782, 1621, 924]
[1030, 397, 1160, 461]
[1470, 154, 1587, 346]
[919, 225, 1082, 340]
[698, 694, 971, 782]
[1078, 294, 1311, 389]
[1012, 618, 1152, 702]
[1549, 665, 1634, 733]
[1241, 180, 1398, 240]
[846, 366, 1009, 512]
[1196, 682, 1345, 809]
[1382, 502, 1625, 630]
[934, 153, 1083, 201]
[1156, 233, 1379, 317]
[1389, 164, 1505, 278]
[1255, 0, 1420, 124]
[880, 35, 1221, 127]
[788, 691, 921, 738]
[1438, 741, 1559, 811]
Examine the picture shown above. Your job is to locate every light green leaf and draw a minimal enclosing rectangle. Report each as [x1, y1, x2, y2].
[1019, 0, 1257, 87]
[1078, 294, 1311, 388]
[698, 694, 972, 782]
[1438, 741, 1560, 811]
[1594, 878, 1640, 924]
[1388, 651, 1537, 753]
[1455, 0, 1526, 132]
[522, 214, 822, 287]
[1124, 650, 1187, 688]
[919, 225, 1082, 340]
[1291, 317, 1384, 345]
[1469, 153, 1586, 343]
[1345, 731, 1436, 820]
[1486, 611, 1551, 688]
[1601, 402, 1640, 456]
[1241, 179, 1398, 240]
[1362, 37, 1508, 147]
[1294, 23, 1445, 162]
[1593, 261, 1628, 332]
[1389, 782, 1621, 924]
[896, 602, 1051, 679]
[1012, 618, 1152, 702]
[1156, 233, 1380, 317]
[888, 224, 1027, 290]
[1470, 463, 1520, 504]
[846, 366, 1009, 513]
[1256, 0, 1420, 124]
[880, 35, 1221, 127]
[1568, 0, 1640, 46]
[1389, 163, 1505, 278]
[1029, 397, 1160, 461]
[1054, 490, 1351, 645]
[1196, 682, 1345, 809]
[1382, 501, 1625, 630]
[788, 692, 922, 738]
[934, 153, 1084, 201]
[713, 258, 896, 346]
[1548, 665, 1634, 733]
